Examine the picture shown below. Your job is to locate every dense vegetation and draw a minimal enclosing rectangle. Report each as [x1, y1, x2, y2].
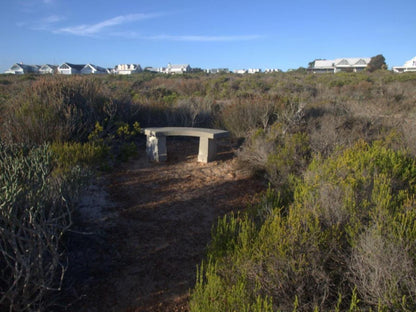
[0, 70, 416, 311]
[191, 140, 416, 311]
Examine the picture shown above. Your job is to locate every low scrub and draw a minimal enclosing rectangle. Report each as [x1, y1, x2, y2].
[190, 140, 416, 311]
[238, 125, 310, 204]
[0, 143, 83, 311]
[0, 76, 115, 144]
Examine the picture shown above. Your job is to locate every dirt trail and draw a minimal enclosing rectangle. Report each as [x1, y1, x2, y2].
[67, 138, 265, 312]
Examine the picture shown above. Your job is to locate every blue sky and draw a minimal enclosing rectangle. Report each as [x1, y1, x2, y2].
[0, 0, 415, 72]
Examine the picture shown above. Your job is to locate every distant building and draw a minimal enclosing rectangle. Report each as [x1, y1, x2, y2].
[205, 68, 230, 74]
[114, 64, 142, 75]
[144, 67, 165, 73]
[39, 64, 57, 74]
[57, 63, 85, 75]
[309, 60, 335, 73]
[264, 68, 281, 73]
[81, 64, 107, 74]
[164, 64, 191, 74]
[5, 63, 40, 74]
[309, 58, 371, 73]
[233, 69, 247, 74]
[247, 68, 261, 74]
[392, 56, 416, 73]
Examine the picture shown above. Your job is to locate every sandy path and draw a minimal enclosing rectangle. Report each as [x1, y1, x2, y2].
[67, 138, 265, 312]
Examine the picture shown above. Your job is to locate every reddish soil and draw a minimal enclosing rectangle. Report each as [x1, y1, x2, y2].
[67, 138, 265, 312]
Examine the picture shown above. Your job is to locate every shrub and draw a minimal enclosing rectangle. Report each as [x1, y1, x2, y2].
[219, 96, 280, 138]
[266, 130, 310, 192]
[191, 140, 416, 311]
[0, 76, 111, 144]
[87, 120, 141, 166]
[0, 143, 82, 311]
[367, 55, 387, 72]
[51, 141, 110, 173]
[172, 97, 216, 127]
[237, 124, 311, 203]
[350, 225, 416, 309]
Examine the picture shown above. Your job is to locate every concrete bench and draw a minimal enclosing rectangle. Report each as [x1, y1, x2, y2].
[143, 127, 229, 163]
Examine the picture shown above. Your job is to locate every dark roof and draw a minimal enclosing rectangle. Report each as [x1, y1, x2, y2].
[17, 64, 40, 72]
[63, 63, 86, 70]
[40, 64, 58, 69]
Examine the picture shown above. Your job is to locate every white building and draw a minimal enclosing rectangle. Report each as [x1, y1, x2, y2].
[247, 68, 262, 74]
[164, 64, 191, 74]
[309, 60, 335, 73]
[264, 68, 281, 73]
[233, 69, 247, 74]
[205, 68, 230, 74]
[57, 63, 85, 75]
[392, 56, 416, 73]
[309, 58, 371, 73]
[114, 64, 142, 75]
[144, 67, 165, 73]
[81, 64, 107, 74]
[5, 63, 40, 74]
[39, 64, 57, 74]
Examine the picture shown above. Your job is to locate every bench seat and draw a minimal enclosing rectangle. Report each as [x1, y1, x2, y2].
[143, 127, 229, 163]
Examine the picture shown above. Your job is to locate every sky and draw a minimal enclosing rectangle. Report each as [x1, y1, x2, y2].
[0, 0, 415, 72]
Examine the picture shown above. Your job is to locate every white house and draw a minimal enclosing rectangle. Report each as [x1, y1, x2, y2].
[114, 64, 142, 75]
[144, 67, 165, 73]
[57, 63, 85, 75]
[5, 63, 40, 74]
[392, 56, 416, 73]
[264, 68, 281, 73]
[309, 58, 371, 73]
[164, 64, 191, 74]
[205, 68, 230, 74]
[247, 68, 262, 74]
[309, 60, 335, 73]
[334, 58, 370, 73]
[233, 69, 248, 74]
[39, 64, 57, 74]
[81, 64, 107, 74]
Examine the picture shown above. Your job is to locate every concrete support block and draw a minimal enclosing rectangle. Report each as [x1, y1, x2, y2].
[144, 127, 229, 163]
[146, 134, 167, 162]
[198, 137, 217, 163]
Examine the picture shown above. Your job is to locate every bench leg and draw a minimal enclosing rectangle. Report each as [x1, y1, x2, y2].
[198, 137, 217, 163]
[146, 134, 167, 162]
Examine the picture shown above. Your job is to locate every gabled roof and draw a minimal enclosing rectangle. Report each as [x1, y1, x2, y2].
[40, 64, 57, 70]
[83, 64, 107, 71]
[336, 59, 350, 66]
[7, 63, 40, 73]
[59, 63, 86, 70]
[355, 59, 368, 65]
[9, 63, 24, 71]
[403, 56, 416, 67]
[334, 58, 371, 67]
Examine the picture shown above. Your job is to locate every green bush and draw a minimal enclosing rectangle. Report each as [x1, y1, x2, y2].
[51, 141, 110, 173]
[238, 125, 311, 203]
[191, 140, 416, 311]
[266, 130, 310, 197]
[87, 120, 141, 165]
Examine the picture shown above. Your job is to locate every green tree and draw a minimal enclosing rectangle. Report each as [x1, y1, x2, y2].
[367, 54, 387, 72]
